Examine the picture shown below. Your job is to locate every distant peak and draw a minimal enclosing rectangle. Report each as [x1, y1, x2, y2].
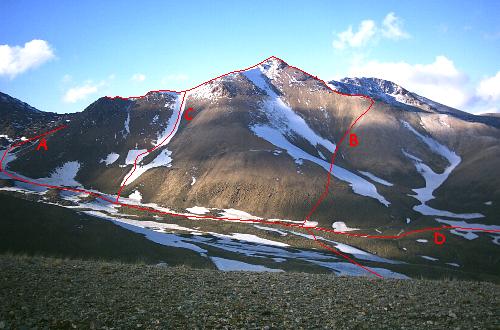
[339, 77, 409, 96]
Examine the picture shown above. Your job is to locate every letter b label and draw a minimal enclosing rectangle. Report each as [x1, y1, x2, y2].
[349, 133, 359, 147]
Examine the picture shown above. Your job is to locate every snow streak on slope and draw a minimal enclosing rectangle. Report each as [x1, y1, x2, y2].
[155, 92, 186, 145]
[243, 67, 389, 206]
[121, 92, 185, 185]
[359, 171, 393, 186]
[243, 68, 336, 152]
[401, 121, 484, 219]
[251, 125, 389, 206]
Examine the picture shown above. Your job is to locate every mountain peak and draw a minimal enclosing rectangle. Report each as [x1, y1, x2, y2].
[339, 77, 409, 96]
[0, 91, 42, 114]
[257, 57, 288, 79]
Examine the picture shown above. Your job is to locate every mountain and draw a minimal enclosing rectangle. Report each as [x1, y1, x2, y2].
[0, 92, 69, 148]
[329, 77, 500, 127]
[1, 57, 499, 280]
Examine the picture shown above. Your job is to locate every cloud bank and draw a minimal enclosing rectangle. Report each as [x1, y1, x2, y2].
[333, 12, 409, 50]
[0, 40, 55, 78]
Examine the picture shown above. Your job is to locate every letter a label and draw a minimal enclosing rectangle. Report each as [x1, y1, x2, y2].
[36, 137, 48, 151]
[349, 133, 359, 147]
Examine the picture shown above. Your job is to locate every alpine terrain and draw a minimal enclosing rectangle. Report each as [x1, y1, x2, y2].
[1, 57, 499, 281]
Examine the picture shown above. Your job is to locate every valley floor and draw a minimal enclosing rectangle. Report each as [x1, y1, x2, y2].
[0, 255, 498, 329]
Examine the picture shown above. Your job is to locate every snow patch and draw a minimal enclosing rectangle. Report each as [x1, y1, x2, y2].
[420, 255, 438, 261]
[359, 171, 393, 186]
[123, 112, 130, 137]
[219, 208, 262, 220]
[210, 257, 283, 272]
[225, 233, 289, 247]
[125, 149, 147, 165]
[38, 161, 81, 187]
[100, 153, 120, 166]
[332, 221, 359, 232]
[186, 206, 210, 215]
[128, 190, 142, 202]
[303, 220, 318, 228]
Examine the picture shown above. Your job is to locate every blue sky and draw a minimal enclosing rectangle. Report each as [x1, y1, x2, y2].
[1, 0, 499, 114]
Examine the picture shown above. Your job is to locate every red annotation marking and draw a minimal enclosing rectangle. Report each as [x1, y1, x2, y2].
[2, 57, 498, 278]
[434, 232, 446, 245]
[349, 133, 359, 147]
[184, 107, 195, 121]
[36, 137, 48, 151]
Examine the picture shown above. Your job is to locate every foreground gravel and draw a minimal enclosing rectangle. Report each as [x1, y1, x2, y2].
[0, 256, 498, 329]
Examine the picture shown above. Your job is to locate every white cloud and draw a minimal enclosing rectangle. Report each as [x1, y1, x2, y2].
[63, 84, 99, 103]
[0, 40, 55, 78]
[476, 71, 500, 102]
[333, 13, 409, 50]
[62, 75, 114, 104]
[347, 56, 471, 109]
[382, 12, 410, 40]
[131, 73, 146, 82]
[333, 20, 377, 49]
[346, 56, 500, 114]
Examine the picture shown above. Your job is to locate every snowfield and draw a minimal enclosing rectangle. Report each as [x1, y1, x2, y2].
[251, 125, 390, 206]
[401, 121, 484, 219]
[186, 206, 211, 215]
[243, 67, 390, 207]
[100, 152, 120, 166]
[38, 161, 81, 187]
[210, 257, 284, 272]
[125, 149, 147, 165]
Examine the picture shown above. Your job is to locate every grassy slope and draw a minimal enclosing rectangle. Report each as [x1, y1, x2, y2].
[0, 192, 213, 268]
[2, 189, 499, 282]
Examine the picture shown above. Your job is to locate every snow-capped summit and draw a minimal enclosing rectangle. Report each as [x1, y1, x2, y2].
[329, 77, 441, 111]
[258, 57, 288, 79]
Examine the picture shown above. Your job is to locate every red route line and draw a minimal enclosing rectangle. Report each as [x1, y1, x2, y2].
[0, 125, 67, 172]
[305, 228, 384, 278]
[2, 57, 499, 278]
[116, 92, 185, 201]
